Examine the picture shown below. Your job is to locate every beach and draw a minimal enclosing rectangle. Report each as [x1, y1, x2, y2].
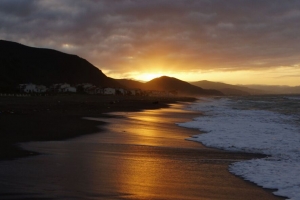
[0, 94, 195, 160]
[0, 95, 284, 199]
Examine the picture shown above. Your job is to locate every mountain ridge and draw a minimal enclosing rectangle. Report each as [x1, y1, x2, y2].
[191, 80, 265, 95]
[117, 76, 223, 96]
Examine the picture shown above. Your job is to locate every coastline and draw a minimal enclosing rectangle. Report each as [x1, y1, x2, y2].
[0, 94, 196, 160]
[0, 95, 285, 199]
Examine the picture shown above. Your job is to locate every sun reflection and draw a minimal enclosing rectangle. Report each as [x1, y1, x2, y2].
[88, 108, 203, 198]
[116, 146, 168, 199]
[130, 110, 162, 123]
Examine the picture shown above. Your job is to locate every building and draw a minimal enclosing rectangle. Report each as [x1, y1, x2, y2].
[103, 88, 116, 95]
[19, 83, 47, 93]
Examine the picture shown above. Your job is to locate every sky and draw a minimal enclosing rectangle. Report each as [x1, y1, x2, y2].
[1, 0, 300, 86]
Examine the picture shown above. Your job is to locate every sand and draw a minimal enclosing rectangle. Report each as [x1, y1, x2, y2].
[0, 94, 195, 159]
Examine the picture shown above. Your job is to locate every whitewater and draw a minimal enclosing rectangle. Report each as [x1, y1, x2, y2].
[178, 95, 300, 200]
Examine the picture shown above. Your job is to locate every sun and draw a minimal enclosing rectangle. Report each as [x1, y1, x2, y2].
[136, 73, 164, 82]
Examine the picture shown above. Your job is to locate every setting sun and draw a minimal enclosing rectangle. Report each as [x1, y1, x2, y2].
[135, 73, 165, 82]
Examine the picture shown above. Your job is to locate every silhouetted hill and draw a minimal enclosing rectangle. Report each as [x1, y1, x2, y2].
[219, 88, 250, 96]
[116, 79, 145, 90]
[143, 76, 223, 96]
[0, 40, 121, 90]
[191, 80, 264, 95]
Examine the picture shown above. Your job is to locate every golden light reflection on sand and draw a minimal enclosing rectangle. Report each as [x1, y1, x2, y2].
[112, 146, 197, 200]
[129, 111, 163, 123]
[97, 108, 189, 199]
[117, 153, 164, 199]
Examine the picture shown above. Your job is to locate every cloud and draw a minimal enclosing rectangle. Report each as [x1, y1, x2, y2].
[277, 75, 300, 78]
[1, 0, 300, 77]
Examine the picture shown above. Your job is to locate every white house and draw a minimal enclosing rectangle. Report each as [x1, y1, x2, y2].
[58, 83, 71, 92]
[130, 89, 142, 96]
[116, 88, 126, 95]
[63, 86, 77, 93]
[36, 85, 47, 93]
[22, 83, 37, 93]
[81, 83, 94, 90]
[19, 84, 27, 92]
[50, 83, 77, 93]
[129, 90, 136, 96]
[103, 88, 116, 95]
[19, 84, 48, 93]
[95, 88, 103, 94]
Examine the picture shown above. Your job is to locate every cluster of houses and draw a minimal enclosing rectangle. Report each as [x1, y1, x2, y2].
[18, 83, 177, 96]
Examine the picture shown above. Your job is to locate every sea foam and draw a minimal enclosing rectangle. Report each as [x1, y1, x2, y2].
[178, 97, 300, 200]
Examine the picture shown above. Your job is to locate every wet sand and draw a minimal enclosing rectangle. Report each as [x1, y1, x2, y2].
[0, 102, 285, 200]
[0, 94, 195, 160]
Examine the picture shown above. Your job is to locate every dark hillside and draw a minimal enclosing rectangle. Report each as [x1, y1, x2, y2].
[144, 76, 223, 96]
[116, 79, 145, 89]
[191, 80, 264, 95]
[0, 40, 121, 90]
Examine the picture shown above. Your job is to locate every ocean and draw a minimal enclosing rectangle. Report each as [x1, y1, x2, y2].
[178, 95, 300, 200]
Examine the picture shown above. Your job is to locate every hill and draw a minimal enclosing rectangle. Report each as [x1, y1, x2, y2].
[116, 79, 145, 90]
[191, 80, 264, 95]
[0, 40, 121, 91]
[117, 76, 223, 96]
[146, 76, 223, 96]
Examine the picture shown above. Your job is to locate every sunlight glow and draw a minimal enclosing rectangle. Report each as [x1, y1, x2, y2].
[136, 73, 165, 81]
[104, 66, 300, 86]
[61, 43, 77, 50]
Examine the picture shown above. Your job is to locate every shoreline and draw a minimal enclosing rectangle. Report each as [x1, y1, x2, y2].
[0, 94, 196, 160]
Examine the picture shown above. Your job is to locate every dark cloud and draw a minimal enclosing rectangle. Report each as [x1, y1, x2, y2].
[1, 0, 300, 78]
